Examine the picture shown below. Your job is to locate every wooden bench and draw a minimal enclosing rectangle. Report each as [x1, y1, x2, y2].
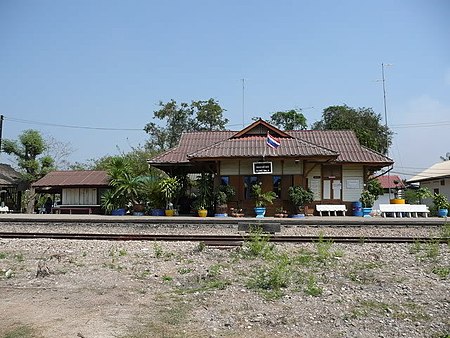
[316, 204, 347, 216]
[379, 204, 430, 218]
[52, 206, 94, 215]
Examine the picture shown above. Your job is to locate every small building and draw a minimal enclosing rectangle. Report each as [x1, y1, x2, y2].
[32, 170, 109, 214]
[407, 160, 450, 202]
[0, 163, 26, 212]
[148, 120, 393, 216]
[373, 174, 405, 210]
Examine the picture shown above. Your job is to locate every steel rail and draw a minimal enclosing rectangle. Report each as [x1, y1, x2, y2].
[0, 232, 448, 244]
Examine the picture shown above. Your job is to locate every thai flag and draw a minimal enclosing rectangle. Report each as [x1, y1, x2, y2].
[266, 132, 281, 149]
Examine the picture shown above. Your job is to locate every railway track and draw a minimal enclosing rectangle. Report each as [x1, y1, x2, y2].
[0, 232, 448, 245]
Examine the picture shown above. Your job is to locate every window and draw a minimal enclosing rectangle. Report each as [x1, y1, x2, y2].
[434, 188, 439, 195]
[244, 176, 258, 199]
[441, 180, 445, 186]
[273, 175, 281, 197]
[221, 176, 230, 186]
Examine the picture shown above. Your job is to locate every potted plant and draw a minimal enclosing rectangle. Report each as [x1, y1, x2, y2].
[433, 193, 449, 217]
[145, 180, 166, 216]
[274, 207, 288, 218]
[214, 184, 235, 217]
[101, 189, 127, 216]
[360, 190, 376, 217]
[194, 173, 213, 217]
[288, 185, 314, 217]
[110, 173, 150, 215]
[252, 183, 277, 217]
[158, 176, 181, 216]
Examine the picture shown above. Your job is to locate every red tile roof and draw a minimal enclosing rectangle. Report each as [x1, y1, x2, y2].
[149, 129, 393, 166]
[376, 175, 405, 189]
[32, 170, 109, 187]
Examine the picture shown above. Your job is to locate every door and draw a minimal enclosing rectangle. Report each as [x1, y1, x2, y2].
[322, 165, 342, 201]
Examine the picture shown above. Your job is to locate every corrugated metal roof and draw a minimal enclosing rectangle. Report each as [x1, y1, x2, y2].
[290, 130, 393, 164]
[0, 164, 21, 186]
[407, 161, 450, 183]
[148, 123, 393, 166]
[32, 170, 109, 187]
[187, 135, 338, 159]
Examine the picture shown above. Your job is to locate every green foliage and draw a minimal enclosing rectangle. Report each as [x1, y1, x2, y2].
[193, 173, 213, 210]
[312, 105, 393, 155]
[433, 193, 450, 210]
[304, 274, 323, 296]
[288, 185, 314, 208]
[252, 182, 277, 207]
[367, 179, 384, 197]
[2, 129, 55, 184]
[144, 98, 228, 152]
[360, 190, 376, 208]
[242, 226, 274, 259]
[247, 262, 291, 299]
[214, 184, 235, 205]
[405, 187, 433, 204]
[270, 109, 307, 130]
[158, 176, 181, 209]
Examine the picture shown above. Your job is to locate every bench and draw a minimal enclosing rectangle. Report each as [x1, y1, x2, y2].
[52, 206, 94, 215]
[379, 204, 430, 218]
[316, 204, 347, 216]
[0, 206, 10, 213]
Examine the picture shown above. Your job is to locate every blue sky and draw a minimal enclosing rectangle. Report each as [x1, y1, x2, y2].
[0, 0, 449, 177]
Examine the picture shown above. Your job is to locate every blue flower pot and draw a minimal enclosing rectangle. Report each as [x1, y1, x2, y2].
[362, 207, 372, 217]
[151, 208, 165, 216]
[254, 207, 266, 218]
[438, 209, 448, 217]
[111, 208, 126, 216]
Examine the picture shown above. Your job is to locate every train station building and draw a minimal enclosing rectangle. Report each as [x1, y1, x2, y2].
[148, 119, 393, 216]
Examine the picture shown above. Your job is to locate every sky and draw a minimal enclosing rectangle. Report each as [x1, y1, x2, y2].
[0, 0, 449, 178]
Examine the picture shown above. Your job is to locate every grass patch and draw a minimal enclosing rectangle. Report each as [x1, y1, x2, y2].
[432, 266, 450, 279]
[14, 253, 24, 262]
[1, 323, 43, 338]
[241, 226, 274, 259]
[347, 299, 430, 322]
[304, 274, 323, 297]
[0, 252, 7, 259]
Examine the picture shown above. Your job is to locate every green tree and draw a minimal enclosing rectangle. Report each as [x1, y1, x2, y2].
[270, 109, 307, 130]
[144, 99, 228, 152]
[2, 129, 55, 184]
[312, 105, 393, 154]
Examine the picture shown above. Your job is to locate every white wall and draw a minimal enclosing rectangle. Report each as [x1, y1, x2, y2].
[342, 165, 364, 202]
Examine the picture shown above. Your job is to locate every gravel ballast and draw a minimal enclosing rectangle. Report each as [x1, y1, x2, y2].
[0, 224, 449, 338]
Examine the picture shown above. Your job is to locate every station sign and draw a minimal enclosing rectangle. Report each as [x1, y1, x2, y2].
[253, 162, 273, 174]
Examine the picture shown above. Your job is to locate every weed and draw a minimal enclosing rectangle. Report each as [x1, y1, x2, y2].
[119, 248, 127, 256]
[425, 240, 440, 260]
[177, 267, 193, 275]
[2, 323, 42, 338]
[440, 223, 450, 245]
[315, 233, 333, 259]
[153, 242, 164, 258]
[247, 260, 291, 299]
[207, 263, 222, 277]
[162, 275, 173, 282]
[14, 253, 24, 262]
[432, 266, 450, 279]
[0, 252, 7, 259]
[242, 226, 274, 259]
[195, 241, 206, 252]
[409, 240, 422, 254]
[304, 274, 322, 297]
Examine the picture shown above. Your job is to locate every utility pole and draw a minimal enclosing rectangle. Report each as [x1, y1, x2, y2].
[381, 63, 392, 200]
[242, 79, 245, 128]
[0, 115, 3, 155]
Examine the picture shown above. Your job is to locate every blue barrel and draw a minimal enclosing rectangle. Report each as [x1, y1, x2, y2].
[352, 201, 363, 217]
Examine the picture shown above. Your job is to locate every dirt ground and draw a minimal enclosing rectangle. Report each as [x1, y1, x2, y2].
[0, 236, 449, 338]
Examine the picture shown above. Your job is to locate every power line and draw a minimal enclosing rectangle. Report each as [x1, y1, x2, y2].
[4, 116, 144, 131]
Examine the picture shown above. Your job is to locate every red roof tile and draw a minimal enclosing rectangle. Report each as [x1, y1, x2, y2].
[32, 171, 109, 187]
[148, 121, 393, 166]
[376, 175, 405, 189]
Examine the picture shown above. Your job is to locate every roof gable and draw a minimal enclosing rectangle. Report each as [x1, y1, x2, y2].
[232, 119, 292, 139]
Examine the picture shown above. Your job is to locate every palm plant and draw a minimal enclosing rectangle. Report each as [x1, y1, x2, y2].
[252, 183, 277, 207]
